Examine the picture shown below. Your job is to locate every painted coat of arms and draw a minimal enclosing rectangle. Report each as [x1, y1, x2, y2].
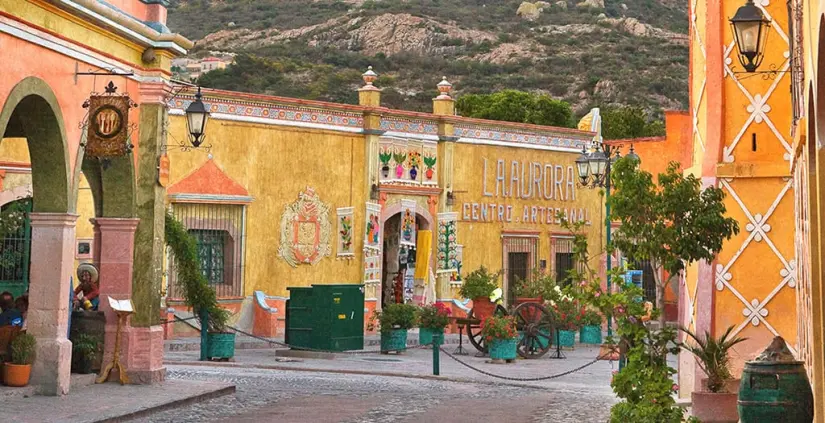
[278, 187, 332, 267]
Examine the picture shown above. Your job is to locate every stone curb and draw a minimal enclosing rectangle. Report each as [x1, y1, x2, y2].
[165, 337, 462, 352]
[165, 360, 553, 391]
[92, 384, 237, 423]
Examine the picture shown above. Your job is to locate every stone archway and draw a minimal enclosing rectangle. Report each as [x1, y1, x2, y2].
[380, 202, 436, 307]
[0, 77, 75, 395]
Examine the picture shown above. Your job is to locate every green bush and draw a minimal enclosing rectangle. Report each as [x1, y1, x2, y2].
[165, 212, 230, 332]
[71, 333, 102, 362]
[10, 333, 36, 365]
[375, 303, 418, 332]
[459, 266, 500, 299]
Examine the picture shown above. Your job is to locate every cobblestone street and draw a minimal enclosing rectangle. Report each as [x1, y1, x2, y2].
[144, 364, 616, 423]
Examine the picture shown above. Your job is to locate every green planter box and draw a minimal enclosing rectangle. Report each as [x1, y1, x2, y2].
[419, 327, 444, 346]
[558, 329, 576, 348]
[579, 325, 602, 345]
[489, 338, 518, 360]
[380, 329, 407, 352]
[206, 332, 236, 359]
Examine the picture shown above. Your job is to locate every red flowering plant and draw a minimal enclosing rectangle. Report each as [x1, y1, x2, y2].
[418, 303, 452, 330]
[479, 315, 518, 343]
[552, 296, 583, 331]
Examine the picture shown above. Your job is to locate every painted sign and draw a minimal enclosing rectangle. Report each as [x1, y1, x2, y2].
[437, 212, 459, 273]
[278, 187, 332, 267]
[336, 207, 355, 257]
[84, 82, 135, 159]
[363, 202, 382, 284]
[462, 158, 592, 225]
[400, 199, 416, 247]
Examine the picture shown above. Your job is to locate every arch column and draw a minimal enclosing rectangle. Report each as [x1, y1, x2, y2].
[27, 213, 77, 396]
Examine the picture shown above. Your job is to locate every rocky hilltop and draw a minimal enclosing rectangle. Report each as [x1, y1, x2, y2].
[168, 0, 688, 115]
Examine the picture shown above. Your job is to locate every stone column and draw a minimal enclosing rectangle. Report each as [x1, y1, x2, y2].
[94, 218, 145, 382]
[433, 78, 457, 303]
[359, 67, 384, 304]
[126, 82, 169, 383]
[28, 213, 77, 396]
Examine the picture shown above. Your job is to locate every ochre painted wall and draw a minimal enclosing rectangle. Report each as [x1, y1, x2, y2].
[166, 115, 367, 297]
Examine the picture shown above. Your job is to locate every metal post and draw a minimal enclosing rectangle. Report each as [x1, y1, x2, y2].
[432, 332, 441, 376]
[200, 308, 209, 361]
[605, 154, 613, 339]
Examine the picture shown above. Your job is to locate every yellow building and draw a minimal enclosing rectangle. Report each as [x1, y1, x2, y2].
[148, 73, 604, 335]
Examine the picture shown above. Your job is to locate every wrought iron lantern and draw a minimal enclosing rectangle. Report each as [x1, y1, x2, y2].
[185, 87, 210, 147]
[730, 0, 771, 72]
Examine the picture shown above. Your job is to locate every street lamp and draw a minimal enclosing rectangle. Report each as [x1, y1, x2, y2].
[185, 87, 210, 148]
[730, 0, 771, 72]
[576, 141, 640, 339]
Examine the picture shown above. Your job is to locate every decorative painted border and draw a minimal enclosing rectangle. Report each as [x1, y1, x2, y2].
[168, 193, 253, 204]
[170, 95, 364, 129]
[380, 117, 439, 135]
[454, 124, 590, 151]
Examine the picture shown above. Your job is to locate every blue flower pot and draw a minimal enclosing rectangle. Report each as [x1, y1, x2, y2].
[558, 330, 576, 348]
[579, 325, 602, 344]
[489, 338, 518, 360]
[419, 327, 444, 346]
[381, 329, 408, 352]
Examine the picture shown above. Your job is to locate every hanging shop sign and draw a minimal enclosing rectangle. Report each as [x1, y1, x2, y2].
[83, 82, 136, 159]
[278, 187, 332, 267]
[437, 212, 459, 274]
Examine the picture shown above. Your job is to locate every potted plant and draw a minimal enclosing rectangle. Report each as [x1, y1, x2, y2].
[681, 325, 747, 423]
[166, 213, 233, 361]
[552, 296, 581, 348]
[418, 303, 451, 346]
[481, 315, 519, 363]
[393, 153, 406, 179]
[459, 266, 500, 321]
[512, 270, 557, 305]
[379, 152, 392, 178]
[375, 303, 418, 353]
[408, 151, 422, 180]
[3, 333, 35, 387]
[71, 333, 102, 374]
[579, 308, 603, 345]
[423, 156, 437, 180]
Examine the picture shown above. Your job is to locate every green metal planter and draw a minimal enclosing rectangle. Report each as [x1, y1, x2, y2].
[206, 332, 236, 360]
[489, 338, 518, 361]
[579, 325, 602, 345]
[558, 329, 576, 348]
[739, 361, 813, 422]
[419, 327, 444, 346]
[380, 329, 408, 353]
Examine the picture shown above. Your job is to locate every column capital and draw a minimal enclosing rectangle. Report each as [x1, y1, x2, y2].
[139, 81, 173, 106]
[92, 217, 141, 232]
[29, 213, 78, 227]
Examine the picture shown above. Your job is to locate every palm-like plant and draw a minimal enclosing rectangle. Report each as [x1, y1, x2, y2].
[680, 325, 747, 393]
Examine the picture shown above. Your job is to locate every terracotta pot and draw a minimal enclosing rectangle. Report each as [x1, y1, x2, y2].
[700, 377, 741, 394]
[473, 297, 496, 320]
[691, 391, 739, 423]
[2, 363, 32, 387]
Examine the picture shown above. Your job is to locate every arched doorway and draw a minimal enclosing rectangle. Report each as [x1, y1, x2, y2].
[380, 203, 435, 308]
[0, 77, 74, 395]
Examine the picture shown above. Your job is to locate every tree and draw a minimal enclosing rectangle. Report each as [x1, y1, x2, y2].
[456, 90, 574, 128]
[601, 106, 665, 140]
[608, 158, 740, 327]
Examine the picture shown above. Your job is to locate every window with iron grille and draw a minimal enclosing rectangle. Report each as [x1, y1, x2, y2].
[189, 229, 227, 285]
[552, 236, 575, 286]
[167, 203, 245, 299]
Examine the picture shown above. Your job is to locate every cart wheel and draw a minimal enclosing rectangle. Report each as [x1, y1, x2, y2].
[513, 302, 555, 359]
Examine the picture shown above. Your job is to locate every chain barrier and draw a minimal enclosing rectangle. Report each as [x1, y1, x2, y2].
[167, 315, 611, 382]
[158, 316, 198, 325]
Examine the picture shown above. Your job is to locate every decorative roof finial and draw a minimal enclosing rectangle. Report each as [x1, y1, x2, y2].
[436, 76, 453, 100]
[361, 66, 379, 90]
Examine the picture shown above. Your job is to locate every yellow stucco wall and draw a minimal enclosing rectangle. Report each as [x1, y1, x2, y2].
[452, 142, 604, 300]
[166, 115, 367, 298]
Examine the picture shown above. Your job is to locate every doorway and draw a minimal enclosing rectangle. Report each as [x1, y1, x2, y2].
[507, 252, 529, 304]
[380, 211, 432, 307]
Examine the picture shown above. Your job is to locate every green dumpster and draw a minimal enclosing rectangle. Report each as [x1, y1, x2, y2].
[285, 284, 365, 352]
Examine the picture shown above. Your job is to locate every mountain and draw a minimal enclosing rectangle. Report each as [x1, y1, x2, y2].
[167, 0, 688, 118]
